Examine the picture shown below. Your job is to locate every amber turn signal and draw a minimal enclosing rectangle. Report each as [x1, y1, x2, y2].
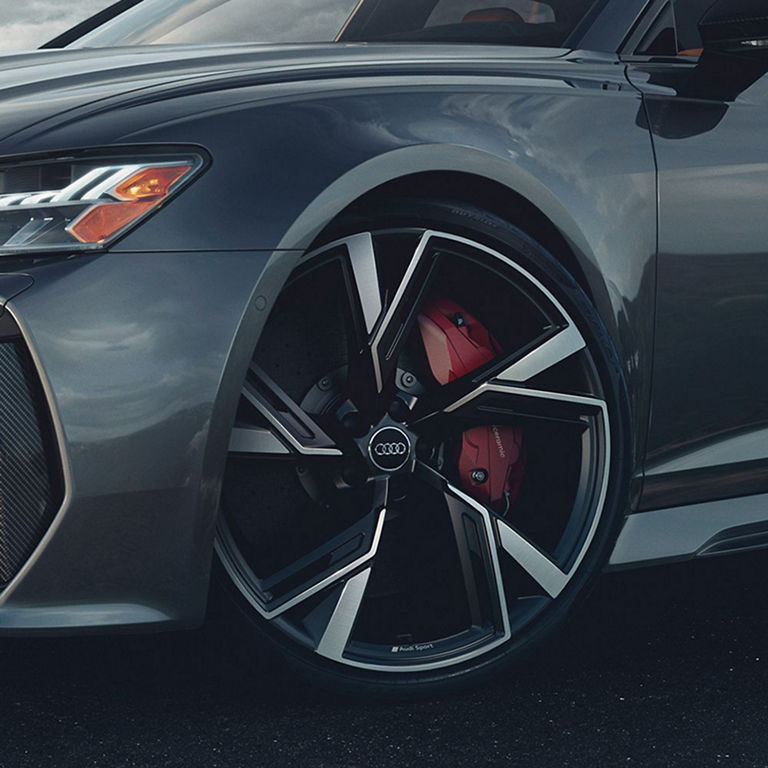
[68, 164, 193, 244]
[113, 165, 192, 202]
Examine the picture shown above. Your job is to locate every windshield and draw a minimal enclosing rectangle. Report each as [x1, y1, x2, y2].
[71, 0, 604, 48]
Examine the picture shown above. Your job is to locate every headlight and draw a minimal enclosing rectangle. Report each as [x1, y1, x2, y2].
[0, 151, 204, 253]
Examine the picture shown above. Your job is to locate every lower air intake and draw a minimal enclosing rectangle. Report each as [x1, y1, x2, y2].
[0, 333, 61, 588]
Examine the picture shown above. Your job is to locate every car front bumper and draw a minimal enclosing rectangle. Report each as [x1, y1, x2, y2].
[0, 248, 300, 633]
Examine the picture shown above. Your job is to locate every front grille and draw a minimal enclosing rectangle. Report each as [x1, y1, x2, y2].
[0, 317, 62, 588]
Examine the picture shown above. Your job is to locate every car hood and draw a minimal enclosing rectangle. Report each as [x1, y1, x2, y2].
[0, 43, 568, 149]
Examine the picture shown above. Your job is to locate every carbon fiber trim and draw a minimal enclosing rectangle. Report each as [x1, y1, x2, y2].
[0, 332, 61, 588]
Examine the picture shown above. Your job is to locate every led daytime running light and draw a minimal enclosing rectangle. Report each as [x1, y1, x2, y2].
[0, 157, 200, 250]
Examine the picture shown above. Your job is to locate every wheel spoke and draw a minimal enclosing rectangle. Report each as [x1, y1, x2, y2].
[496, 519, 569, 598]
[443, 381, 606, 424]
[436, 383, 607, 599]
[407, 320, 588, 423]
[346, 233, 383, 337]
[317, 233, 384, 415]
[228, 425, 290, 455]
[445, 490, 505, 629]
[495, 323, 585, 383]
[316, 568, 372, 660]
[242, 363, 342, 456]
[416, 463, 510, 634]
[219, 476, 388, 619]
[259, 511, 379, 609]
[412, 379, 606, 438]
[422, 463, 570, 601]
[371, 231, 441, 392]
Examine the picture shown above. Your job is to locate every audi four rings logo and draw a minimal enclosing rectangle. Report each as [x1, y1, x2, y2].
[369, 427, 411, 471]
[374, 442, 408, 456]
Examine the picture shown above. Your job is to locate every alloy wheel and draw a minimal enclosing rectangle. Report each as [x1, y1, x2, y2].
[217, 226, 611, 674]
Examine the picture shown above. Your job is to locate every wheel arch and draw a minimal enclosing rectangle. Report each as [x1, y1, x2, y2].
[325, 170, 597, 306]
[275, 145, 613, 347]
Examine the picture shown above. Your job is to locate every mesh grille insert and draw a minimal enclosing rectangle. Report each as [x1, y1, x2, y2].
[0, 338, 61, 588]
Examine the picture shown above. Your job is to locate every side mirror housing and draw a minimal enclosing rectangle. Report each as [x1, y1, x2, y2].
[699, 0, 768, 54]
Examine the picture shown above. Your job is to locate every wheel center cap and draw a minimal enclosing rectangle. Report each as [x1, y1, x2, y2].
[368, 426, 412, 472]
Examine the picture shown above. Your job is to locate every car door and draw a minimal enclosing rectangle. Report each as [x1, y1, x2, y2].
[625, 0, 768, 510]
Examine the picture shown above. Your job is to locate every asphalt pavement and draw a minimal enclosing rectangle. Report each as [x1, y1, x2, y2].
[2, 551, 768, 768]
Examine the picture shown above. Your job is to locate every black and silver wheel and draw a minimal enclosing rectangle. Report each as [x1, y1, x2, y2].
[216, 199, 630, 696]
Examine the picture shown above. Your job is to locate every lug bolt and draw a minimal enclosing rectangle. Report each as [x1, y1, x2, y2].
[471, 469, 488, 484]
[402, 373, 416, 388]
[318, 377, 332, 391]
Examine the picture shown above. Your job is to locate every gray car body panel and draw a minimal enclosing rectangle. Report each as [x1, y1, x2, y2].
[626, 60, 768, 512]
[603, 55, 768, 572]
[0, 248, 296, 630]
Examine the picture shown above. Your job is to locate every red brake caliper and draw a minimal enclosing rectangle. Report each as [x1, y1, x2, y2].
[456, 425, 525, 516]
[417, 297, 500, 385]
[418, 297, 526, 515]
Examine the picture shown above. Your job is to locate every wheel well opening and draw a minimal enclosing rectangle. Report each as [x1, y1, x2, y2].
[328, 171, 594, 303]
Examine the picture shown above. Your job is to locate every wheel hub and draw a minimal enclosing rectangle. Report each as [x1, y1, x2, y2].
[365, 425, 414, 473]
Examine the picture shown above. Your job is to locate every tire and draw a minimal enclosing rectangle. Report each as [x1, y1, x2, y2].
[214, 198, 631, 699]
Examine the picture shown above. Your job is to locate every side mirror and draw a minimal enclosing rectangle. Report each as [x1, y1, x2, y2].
[699, 0, 768, 54]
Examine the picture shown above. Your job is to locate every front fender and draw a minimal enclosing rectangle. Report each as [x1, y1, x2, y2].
[0, 69, 657, 629]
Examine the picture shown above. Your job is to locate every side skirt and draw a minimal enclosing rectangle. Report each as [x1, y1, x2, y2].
[608, 492, 768, 570]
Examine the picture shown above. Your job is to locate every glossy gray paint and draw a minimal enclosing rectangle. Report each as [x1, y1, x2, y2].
[607, 52, 768, 571]
[609, 492, 768, 568]
[0, 3, 764, 630]
[0, 248, 298, 630]
[627, 57, 768, 511]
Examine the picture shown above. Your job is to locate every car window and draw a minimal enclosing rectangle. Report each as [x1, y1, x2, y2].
[72, 0, 601, 49]
[426, 0, 556, 27]
[635, 0, 711, 57]
[74, 0, 361, 47]
[635, 2, 677, 55]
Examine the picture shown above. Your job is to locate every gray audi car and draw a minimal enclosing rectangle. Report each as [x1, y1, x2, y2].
[0, 0, 765, 696]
